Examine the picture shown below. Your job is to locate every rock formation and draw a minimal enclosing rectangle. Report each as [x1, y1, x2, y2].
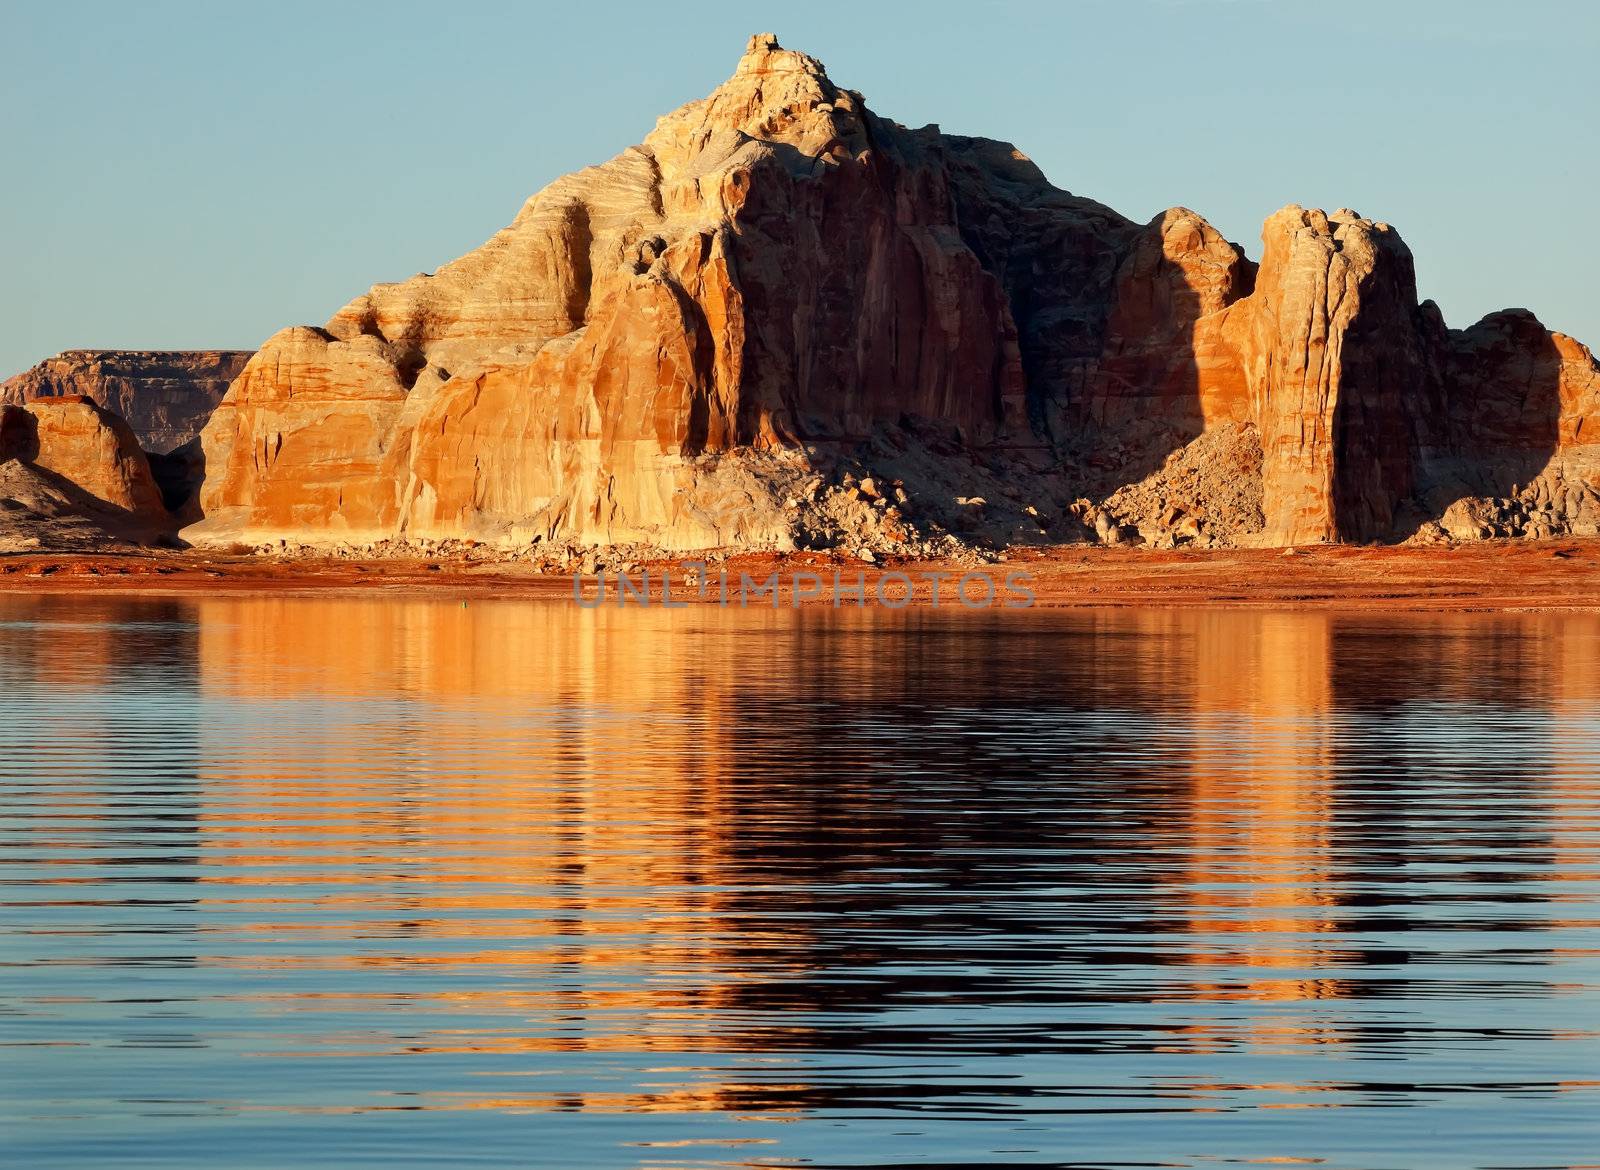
[1417, 312, 1600, 540]
[189, 35, 1039, 549]
[0, 397, 171, 550]
[7, 35, 1597, 556]
[1207, 207, 1424, 545]
[2, 350, 253, 454]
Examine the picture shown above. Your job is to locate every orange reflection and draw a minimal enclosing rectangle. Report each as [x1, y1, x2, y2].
[9, 596, 1597, 1118]
[189, 599, 810, 1109]
[1178, 612, 1345, 1053]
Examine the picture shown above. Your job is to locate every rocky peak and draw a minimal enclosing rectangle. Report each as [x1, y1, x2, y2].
[734, 32, 827, 79]
[645, 33, 862, 176]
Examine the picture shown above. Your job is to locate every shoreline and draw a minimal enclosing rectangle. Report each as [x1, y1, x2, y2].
[1, 540, 1597, 611]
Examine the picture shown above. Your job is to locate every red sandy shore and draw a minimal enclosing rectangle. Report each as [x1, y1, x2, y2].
[1, 541, 1598, 610]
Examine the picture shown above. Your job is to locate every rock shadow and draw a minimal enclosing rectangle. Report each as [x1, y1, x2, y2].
[147, 436, 207, 522]
[1044, 210, 1259, 545]
[1073, 228, 1214, 493]
[1392, 309, 1565, 540]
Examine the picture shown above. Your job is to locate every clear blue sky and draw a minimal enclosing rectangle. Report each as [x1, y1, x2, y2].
[2, 0, 1595, 376]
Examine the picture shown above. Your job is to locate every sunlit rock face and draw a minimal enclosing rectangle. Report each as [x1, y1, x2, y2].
[2, 397, 166, 520]
[189, 35, 1029, 549]
[1204, 207, 1429, 546]
[166, 34, 1597, 551]
[1199, 210, 1600, 546]
[0, 396, 171, 550]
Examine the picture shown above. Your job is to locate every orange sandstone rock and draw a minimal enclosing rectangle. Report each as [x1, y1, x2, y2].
[0, 397, 170, 550]
[195, 328, 408, 543]
[1210, 207, 1427, 544]
[187, 34, 1031, 548]
[162, 35, 1598, 554]
[8, 397, 167, 521]
[1, 350, 252, 453]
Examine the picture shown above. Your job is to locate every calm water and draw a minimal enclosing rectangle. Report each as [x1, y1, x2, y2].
[2, 596, 1598, 1169]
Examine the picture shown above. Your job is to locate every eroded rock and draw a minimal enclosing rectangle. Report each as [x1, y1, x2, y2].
[0, 397, 171, 549]
[5, 34, 1577, 557]
[2, 350, 252, 454]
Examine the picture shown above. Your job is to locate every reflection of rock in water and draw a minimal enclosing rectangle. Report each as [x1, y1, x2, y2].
[0, 595, 206, 1061]
[1325, 620, 1562, 910]
[0, 594, 204, 870]
[41, 597, 1591, 1119]
[1180, 613, 1346, 1041]
[189, 599, 760, 1091]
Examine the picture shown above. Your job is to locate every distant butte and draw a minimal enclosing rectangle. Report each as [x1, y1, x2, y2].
[2, 350, 253, 455]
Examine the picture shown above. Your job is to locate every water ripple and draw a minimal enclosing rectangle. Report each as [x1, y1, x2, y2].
[1, 597, 1598, 1168]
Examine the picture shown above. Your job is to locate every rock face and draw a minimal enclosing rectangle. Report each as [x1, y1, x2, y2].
[2, 350, 253, 454]
[19, 35, 1594, 555]
[1205, 207, 1425, 545]
[0, 397, 171, 550]
[1416, 312, 1600, 540]
[190, 35, 1037, 549]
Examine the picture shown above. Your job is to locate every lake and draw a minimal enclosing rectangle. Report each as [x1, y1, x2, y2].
[2, 595, 1598, 1168]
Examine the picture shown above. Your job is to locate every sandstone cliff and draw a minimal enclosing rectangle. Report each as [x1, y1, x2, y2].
[190, 35, 1040, 550]
[15, 35, 1597, 556]
[2, 350, 253, 455]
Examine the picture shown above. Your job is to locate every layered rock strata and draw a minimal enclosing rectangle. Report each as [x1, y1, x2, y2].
[7, 35, 1595, 555]
[3, 350, 253, 454]
[178, 35, 1599, 552]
